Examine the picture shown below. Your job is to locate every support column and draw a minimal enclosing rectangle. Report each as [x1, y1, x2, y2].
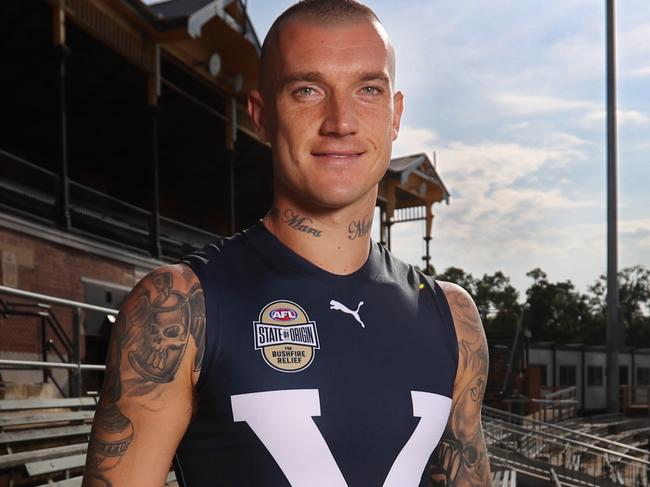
[52, 1, 70, 230]
[226, 97, 237, 235]
[605, 0, 620, 414]
[148, 45, 162, 258]
[385, 180, 397, 252]
[379, 206, 386, 247]
[71, 307, 81, 397]
[422, 204, 434, 274]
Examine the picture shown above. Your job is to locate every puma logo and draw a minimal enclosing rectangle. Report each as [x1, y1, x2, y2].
[329, 299, 365, 328]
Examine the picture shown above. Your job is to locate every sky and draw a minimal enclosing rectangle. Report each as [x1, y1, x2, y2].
[247, 0, 650, 297]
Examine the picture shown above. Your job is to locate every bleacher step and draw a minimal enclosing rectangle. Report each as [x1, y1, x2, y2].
[34, 469, 178, 487]
[0, 442, 87, 469]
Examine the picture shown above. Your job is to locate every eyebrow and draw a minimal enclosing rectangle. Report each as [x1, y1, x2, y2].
[280, 70, 391, 88]
[280, 72, 323, 86]
[358, 71, 390, 84]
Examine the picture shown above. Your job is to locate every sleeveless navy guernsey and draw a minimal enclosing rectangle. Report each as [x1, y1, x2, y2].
[173, 222, 458, 487]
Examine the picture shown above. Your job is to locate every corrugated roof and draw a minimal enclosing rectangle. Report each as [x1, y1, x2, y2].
[388, 152, 450, 203]
[388, 153, 427, 173]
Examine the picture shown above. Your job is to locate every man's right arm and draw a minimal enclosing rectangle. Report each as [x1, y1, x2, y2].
[82, 264, 205, 487]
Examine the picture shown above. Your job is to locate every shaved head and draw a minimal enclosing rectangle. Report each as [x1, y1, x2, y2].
[259, 0, 396, 96]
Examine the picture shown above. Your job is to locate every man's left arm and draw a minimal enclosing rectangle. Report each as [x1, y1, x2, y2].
[427, 281, 491, 486]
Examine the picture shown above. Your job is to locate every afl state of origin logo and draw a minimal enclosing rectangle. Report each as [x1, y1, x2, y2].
[254, 300, 320, 373]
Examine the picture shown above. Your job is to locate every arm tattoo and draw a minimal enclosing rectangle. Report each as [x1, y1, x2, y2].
[427, 285, 491, 486]
[84, 312, 132, 487]
[280, 208, 323, 237]
[83, 268, 205, 486]
[348, 215, 372, 240]
[189, 283, 206, 372]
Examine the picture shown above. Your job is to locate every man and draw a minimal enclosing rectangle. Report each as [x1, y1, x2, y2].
[82, 1, 490, 486]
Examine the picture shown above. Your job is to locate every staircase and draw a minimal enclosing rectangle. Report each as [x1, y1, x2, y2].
[483, 405, 650, 486]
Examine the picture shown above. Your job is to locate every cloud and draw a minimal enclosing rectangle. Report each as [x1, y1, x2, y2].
[386, 126, 607, 291]
[583, 109, 649, 127]
[494, 93, 648, 128]
[392, 126, 439, 157]
[626, 66, 650, 77]
[494, 93, 593, 115]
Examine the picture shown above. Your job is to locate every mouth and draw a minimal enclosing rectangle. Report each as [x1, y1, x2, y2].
[310, 150, 366, 162]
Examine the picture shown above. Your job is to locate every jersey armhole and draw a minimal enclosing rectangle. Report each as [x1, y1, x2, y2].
[431, 279, 460, 377]
[415, 270, 460, 385]
[178, 259, 220, 397]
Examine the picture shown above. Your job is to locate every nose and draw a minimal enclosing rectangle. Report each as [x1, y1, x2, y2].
[319, 92, 358, 137]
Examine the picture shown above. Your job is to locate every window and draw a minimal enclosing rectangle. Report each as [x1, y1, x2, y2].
[619, 365, 629, 386]
[559, 365, 577, 386]
[587, 366, 603, 386]
[638, 367, 650, 386]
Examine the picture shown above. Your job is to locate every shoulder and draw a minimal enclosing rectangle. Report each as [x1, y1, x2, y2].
[436, 281, 488, 381]
[428, 280, 492, 484]
[136, 263, 200, 294]
[120, 263, 206, 387]
[436, 281, 483, 340]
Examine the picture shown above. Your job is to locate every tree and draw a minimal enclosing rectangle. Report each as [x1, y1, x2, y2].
[525, 268, 600, 344]
[588, 265, 650, 347]
[475, 272, 521, 333]
[436, 267, 521, 334]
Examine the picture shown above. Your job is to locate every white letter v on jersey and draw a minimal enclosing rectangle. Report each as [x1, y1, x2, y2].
[231, 389, 451, 486]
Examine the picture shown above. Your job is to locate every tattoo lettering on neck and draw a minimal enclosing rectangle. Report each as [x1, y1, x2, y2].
[348, 215, 372, 240]
[281, 209, 322, 237]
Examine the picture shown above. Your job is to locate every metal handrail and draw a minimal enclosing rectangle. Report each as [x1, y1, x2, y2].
[0, 147, 56, 177]
[160, 215, 220, 239]
[549, 468, 563, 487]
[0, 285, 118, 315]
[486, 424, 647, 487]
[0, 359, 105, 371]
[1, 149, 222, 256]
[484, 405, 649, 457]
[504, 397, 578, 405]
[487, 440, 604, 487]
[546, 386, 577, 399]
[69, 180, 151, 217]
[485, 417, 647, 465]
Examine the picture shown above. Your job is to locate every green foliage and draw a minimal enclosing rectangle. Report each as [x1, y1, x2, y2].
[435, 267, 522, 334]
[434, 264, 650, 346]
[588, 265, 650, 347]
[525, 268, 601, 344]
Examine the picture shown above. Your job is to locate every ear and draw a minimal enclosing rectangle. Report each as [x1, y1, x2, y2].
[248, 90, 269, 143]
[391, 91, 404, 141]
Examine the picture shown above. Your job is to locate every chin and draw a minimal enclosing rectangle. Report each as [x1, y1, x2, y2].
[309, 184, 371, 210]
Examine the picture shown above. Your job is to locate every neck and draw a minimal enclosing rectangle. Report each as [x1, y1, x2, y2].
[262, 191, 376, 275]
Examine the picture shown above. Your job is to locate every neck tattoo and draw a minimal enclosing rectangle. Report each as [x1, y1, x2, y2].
[279, 208, 323, 237]
[348, 215, 372, 240]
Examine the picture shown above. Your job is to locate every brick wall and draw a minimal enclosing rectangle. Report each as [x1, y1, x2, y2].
[0, 227, 137, 359]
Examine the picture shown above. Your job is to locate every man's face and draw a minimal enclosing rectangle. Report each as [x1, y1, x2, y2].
[250, 18, 404, 210]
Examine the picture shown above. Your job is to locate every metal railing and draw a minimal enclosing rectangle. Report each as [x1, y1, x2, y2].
[622, 385, 650, 410]
[0, 285, 117, 397]
[0, 148, 219, 259]
[483, 405, 650, 486]
[503, 385, 578, 423]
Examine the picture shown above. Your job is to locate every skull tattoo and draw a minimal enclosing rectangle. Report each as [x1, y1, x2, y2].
[128, 290, 191, 383]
